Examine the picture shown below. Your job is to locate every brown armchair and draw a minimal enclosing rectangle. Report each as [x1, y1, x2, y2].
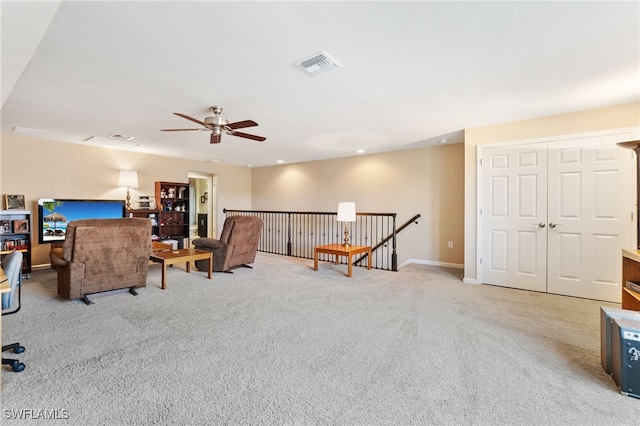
[49, 218, 152, 304]
[192, 215, 263, 273]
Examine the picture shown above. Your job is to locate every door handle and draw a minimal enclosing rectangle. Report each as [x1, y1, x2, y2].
[535, 223, 546, 228]
[549, 223, 557, 228]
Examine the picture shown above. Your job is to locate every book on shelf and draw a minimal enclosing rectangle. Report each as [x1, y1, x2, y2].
[1, 238, 29, 251]
[625, 281, 640, 294]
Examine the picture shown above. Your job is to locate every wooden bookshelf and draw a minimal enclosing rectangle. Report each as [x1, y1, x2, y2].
[0, 209, 31, 275]
[622, 249, 640, 311]
[154, 181, 190, 248]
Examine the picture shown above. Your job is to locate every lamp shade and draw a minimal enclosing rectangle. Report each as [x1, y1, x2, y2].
[337, 202, 356, 222]
[118, 170, 138, 188]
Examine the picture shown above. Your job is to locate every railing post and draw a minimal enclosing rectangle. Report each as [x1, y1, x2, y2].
[392, 214, 397, 271]
[287, 212, 292, 256]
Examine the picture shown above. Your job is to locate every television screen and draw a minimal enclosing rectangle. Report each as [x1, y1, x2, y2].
[38, 199, 125, 243]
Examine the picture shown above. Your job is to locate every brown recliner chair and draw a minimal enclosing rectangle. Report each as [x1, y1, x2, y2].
[192, 215, 263, 273]
[49, 218, 152, 304]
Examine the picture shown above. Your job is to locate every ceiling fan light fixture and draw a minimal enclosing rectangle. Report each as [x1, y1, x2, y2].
[163, 106, 265, 143]
[205, 116, 228, 126]
[294, 51, 342, 76]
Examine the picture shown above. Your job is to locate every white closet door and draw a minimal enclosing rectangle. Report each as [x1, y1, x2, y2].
[481, 137, 635, 302]
[547, 138, 634, 302]
[481, 144, 548, 292]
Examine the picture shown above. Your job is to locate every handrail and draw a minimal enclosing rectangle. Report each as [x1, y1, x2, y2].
[353, 213, 421, 267]
[223, 208, 396, 216]
[223, 209, 417, 271]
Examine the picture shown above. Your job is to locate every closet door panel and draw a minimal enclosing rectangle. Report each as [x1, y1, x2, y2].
[547, 139, 634, 302]
[482, 144, 547, 292]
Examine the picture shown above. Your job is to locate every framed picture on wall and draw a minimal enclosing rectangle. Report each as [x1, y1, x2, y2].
[4, 194, 26, 210]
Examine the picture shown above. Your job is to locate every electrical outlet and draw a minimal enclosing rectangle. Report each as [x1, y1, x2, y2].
[448, 241, 454, 249]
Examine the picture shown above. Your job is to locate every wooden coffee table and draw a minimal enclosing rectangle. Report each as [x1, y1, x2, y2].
[149, 248, 212, 290]
[314, 243, 372, 277]
[152, 241, 173, 252]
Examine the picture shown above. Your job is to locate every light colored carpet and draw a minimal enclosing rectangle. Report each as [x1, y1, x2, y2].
[1, 252, 638, 425]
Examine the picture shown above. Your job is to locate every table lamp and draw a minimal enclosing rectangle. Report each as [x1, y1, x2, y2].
[337, 202, 356, 247]
[119, 170, 138, 211]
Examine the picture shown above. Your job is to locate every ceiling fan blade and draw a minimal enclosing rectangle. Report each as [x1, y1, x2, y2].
[161, 128, 201, 132]
[210, 132, 222, 144]
[174, 112, 207, 127]
[227, 120, 258, 130]
[231, 131, 266, 142]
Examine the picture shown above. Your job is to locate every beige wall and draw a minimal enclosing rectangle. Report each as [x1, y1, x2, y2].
[4, 102, 635, 274]
[463, 102, 640, 282]
[0, 134, 252, 267]
[251, 143, 465, 267]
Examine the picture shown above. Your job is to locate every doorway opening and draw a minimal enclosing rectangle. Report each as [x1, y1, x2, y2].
[188, 172, 217, 240]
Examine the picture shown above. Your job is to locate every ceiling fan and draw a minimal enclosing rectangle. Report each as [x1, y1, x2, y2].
[161, 106, 266, 144]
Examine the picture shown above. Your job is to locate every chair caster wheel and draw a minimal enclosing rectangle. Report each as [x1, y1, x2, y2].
[14, 346, 25, 354]
[10, 361, 25, 372]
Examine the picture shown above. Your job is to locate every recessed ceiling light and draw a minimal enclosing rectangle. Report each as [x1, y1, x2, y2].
[440, 139, 448, 144]
[277, 160, 284, 164]
[247, 164, 252, 168]
[357, 149, 365, 154]
[110, 133, 135, 141]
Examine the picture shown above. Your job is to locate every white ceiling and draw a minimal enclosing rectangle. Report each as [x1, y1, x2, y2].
[1, 1, 638, 167]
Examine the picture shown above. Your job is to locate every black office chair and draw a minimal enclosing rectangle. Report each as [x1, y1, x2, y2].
[2, 250, 25, 373]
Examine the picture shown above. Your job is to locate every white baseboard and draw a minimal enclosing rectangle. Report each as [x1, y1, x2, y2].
[463, 278, 480, 285]
[400, 258, 464, 269]
[33, 263, 53, 271]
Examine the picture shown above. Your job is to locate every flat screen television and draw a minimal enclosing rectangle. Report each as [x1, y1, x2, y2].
[38, 199, 125, 243]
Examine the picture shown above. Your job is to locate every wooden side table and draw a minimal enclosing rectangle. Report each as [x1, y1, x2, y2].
[314, 243, 371, 277]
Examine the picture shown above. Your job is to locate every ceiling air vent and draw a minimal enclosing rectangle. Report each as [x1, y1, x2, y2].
[294, 51, 342, 76]
[12, 126, 46, 136]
